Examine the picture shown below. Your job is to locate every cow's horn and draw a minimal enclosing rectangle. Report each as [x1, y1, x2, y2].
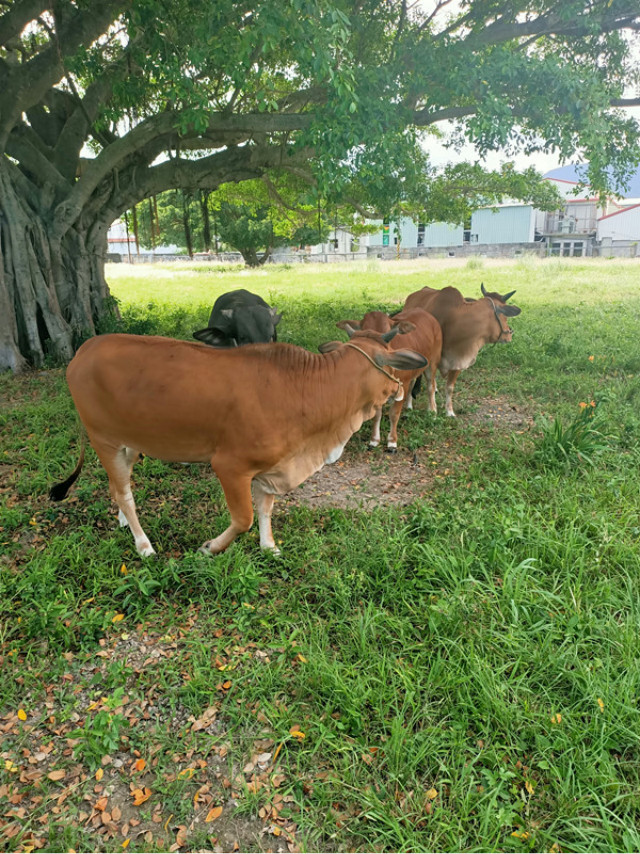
[381, 327, 401, 343]
[336, 320, 360, 338]
[503, 289, 516, 302]
[481, 282, 487, 296]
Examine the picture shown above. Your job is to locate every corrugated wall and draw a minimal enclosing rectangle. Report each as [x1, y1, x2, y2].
[471, 206, 535, 244]
[370, 217, 463, 247]
[598, 207, 640, 242]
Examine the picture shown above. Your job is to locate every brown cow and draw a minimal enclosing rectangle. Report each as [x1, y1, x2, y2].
[336, 308, 442, 451]
[50, 332, 426, 556]
[403, 282, 521, 417]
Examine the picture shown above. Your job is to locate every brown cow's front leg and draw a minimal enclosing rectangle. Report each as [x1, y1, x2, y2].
[252, 480, 280, 554]
[369, 406, 383, 448]
[201, 466, 254, 554]
[445, 369, 461, 417]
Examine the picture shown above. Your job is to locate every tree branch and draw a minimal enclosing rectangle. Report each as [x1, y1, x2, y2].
[53, 109, 314, 233]
[100, 143, 313, 223]
[0, 0, 48, 48]
[463, 6, 639, 48]
[611, 97, 640, 108]
[6, 121, 70, 200]
[53, 56, 130, 181]
[0, 0, 129, 146]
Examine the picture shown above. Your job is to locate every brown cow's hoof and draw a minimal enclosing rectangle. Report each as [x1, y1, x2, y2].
[135, 540, 156, 557]
[385, 447, 398, 455]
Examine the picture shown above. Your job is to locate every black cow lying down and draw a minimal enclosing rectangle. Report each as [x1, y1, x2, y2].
[193, 289, 282, 347]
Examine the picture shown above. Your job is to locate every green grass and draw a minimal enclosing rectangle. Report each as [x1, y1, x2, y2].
[1, 257, 640, 852]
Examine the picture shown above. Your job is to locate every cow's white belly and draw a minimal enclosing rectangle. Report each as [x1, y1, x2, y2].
[252, 414, 363, 495]
[440, 350, 478, 375]
[324, 441, 347, 465]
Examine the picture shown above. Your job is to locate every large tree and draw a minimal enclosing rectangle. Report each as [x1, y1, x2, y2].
[1, 0, 639, 371]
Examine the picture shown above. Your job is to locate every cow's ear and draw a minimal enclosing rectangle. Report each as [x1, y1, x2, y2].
[392, 320, 416, 334]
[220, 309, 234, 319]
[319, 340, 342, 353]
[378, 349, 428, 370]
[496, 304, 521, 317]
[336, 320, 360, 336]
[270, 308, 282, 325]
[193, 327, 230, 347]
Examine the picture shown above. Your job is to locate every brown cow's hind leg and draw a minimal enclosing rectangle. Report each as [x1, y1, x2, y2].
[386, 385, 409, 451]
[428, 364, 438, 413]
[201, 466, 254, 554]
[117, 447, 141, 528]
[252, 481, 280, 554]
[94, 442, 154, 556]
[445, 369, 461, 417]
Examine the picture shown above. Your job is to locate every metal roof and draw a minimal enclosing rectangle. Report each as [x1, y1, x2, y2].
[544, 164, 640, 198]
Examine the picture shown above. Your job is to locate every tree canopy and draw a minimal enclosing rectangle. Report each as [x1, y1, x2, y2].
[1, 0, 639, 370]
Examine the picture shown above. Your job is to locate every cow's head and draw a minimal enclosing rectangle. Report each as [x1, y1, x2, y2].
[480, 282, 521, 342]
[320, 328, 427, 406]
[337, 312, 415, 337]
[194, 305, 282, 347]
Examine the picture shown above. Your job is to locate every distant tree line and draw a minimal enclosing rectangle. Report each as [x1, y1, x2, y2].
[124, 175, 350, 265]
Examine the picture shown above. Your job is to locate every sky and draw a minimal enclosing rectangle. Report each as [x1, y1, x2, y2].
[417, 0, 640, 176]
[424, 130, 563, 174]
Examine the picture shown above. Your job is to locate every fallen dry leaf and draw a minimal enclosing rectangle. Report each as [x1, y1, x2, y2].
[205, 806, 223, 823]
[131, 787, 152, 806]
[177, 768, 195, 780]
[47, 769, 66, 782]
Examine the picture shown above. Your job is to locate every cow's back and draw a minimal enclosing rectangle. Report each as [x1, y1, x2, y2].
[67, 335, 268, 463]
[404, 286, 465, 326]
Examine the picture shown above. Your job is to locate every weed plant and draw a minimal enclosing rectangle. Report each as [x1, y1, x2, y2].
[534, 400, 611, 469]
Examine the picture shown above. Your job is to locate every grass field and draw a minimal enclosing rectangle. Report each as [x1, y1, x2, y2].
[1, 257, 640, 853]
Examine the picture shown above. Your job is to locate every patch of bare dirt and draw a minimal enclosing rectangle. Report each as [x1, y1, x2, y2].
[467, 394, 532, 431]
[281, 396, 535, 510]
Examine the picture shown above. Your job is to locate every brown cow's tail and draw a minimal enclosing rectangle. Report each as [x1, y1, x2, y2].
[50, 441, 86, 501]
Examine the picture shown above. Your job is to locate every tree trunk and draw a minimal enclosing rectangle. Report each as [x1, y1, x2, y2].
[0, 159, 113, 372]
[240, 245, 273, 267]
[183, 194, 193, 258]
[200, 191, 211, 252]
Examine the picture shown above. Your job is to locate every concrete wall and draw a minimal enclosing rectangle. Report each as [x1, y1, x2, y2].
[368, 242, 545, 260]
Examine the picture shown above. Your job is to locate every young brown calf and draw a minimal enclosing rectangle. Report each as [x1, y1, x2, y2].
[336, 308, 442, 451]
